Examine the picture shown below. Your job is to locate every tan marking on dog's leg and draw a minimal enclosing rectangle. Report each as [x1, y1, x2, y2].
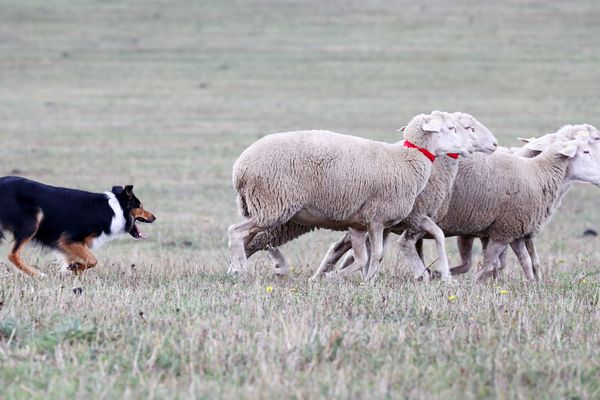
[8, 239, 43, 277]
[7, 211, 45, 277]
[58, 238, 98, 274]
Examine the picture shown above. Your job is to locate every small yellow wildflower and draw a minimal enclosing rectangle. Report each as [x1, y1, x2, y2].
[499, 289, 508, 295]
[290, 287, 297, 293]
[581, 279, 589, 284]
[266, 286, 273, 293]
[448, 295, 458, 301]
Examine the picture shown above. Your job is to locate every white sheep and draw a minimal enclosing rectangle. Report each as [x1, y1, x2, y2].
[310, 112, 498, 281]
[430, 126, 600, 281]
[227, 112, 471, 279]
[441, 125, 600, 279]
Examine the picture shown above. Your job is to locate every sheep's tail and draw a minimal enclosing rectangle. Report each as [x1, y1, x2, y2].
[246, 221, 315, 258]
[236, 191, 251, 218]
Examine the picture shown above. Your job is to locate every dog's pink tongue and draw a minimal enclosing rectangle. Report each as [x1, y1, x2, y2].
[139, 232, 148, 239]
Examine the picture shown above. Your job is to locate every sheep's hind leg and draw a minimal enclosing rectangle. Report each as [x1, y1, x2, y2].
[310, 232, 352, 280]
[417, 217, 452, 281]
[267, 246, 290, 276]
[397, 232, 430, 281]
[474, 240, 508, 282]
[450, 236, 475, 275]
[228, 220, 261, 274]
[510, 239, 535, 281]
[525, 238, 541, 280]
[326, 229, 368, 279]
[364, 223, 385, 281]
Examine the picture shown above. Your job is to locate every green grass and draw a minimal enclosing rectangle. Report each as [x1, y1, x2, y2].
[1, 0, 600, 398]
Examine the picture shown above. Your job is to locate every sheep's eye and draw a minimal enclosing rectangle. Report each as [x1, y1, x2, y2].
[584, 150, 590, 154]
[471, 127, 475, 132]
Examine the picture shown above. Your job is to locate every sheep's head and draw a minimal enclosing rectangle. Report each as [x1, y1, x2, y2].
[520, 124, 600, 155]
[557, 132, 600, 187]
[453, 112, 498, 154]
[402, 112, 470, 157]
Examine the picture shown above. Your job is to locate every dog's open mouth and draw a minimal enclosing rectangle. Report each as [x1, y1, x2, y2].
[129, 214, 155, 240]
[129, 223, 147, 240]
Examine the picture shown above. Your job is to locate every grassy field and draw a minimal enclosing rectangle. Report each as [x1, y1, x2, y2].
[1, 0, 599, 398]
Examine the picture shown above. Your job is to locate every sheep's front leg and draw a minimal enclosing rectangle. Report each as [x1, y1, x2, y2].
[327, 228, 368, 278]
[525, 238, 541, 280]
[267, 246, 290, 275]
[364, 223, 385, 281]
[510, 239, 535, 281]
[228, 220, 261, 273]
[310, 233, 353, 280]
[474, 239, 508, 282]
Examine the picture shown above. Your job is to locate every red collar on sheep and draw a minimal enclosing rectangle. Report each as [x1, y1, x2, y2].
[404, 141, 435, 162]
[447, 153, 460, 159]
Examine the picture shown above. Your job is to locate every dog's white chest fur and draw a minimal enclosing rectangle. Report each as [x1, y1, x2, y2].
[90, 192, 127, 250]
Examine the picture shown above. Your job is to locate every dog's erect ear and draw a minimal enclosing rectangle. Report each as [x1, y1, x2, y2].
[112, 186, 124, 195]
[125, 185, 134, 198]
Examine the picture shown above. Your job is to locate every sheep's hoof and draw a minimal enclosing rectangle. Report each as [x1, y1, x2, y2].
[474, 269, 494, 282]
[324, 271, 340, 280]
[272, 262, 290, 276]
[414, 269, 431, 282]
[450, 264, 470, 275]
[227, 267, 248, 278]
[429, 269, 442, 280]
[273, 267, 289, 277]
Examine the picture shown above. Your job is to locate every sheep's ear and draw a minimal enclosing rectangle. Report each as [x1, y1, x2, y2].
[397, 126, 406, 132]
[523, 135, 556, 152]
[517, 137, 536, 143]
[422, 119, 442, 133]
[558, 143, 578, 158]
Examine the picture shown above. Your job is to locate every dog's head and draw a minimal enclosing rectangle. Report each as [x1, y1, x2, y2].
[111, 185, 156, 239]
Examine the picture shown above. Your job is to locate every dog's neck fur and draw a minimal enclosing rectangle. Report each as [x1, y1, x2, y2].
[88, 192, 127, 250]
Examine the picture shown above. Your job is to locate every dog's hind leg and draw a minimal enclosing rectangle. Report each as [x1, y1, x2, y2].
[57, 240, 98, 274]
[8, 212, 44, 277]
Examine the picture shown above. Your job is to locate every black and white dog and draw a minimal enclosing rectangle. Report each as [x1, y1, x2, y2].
[0, 176, 156, 276]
